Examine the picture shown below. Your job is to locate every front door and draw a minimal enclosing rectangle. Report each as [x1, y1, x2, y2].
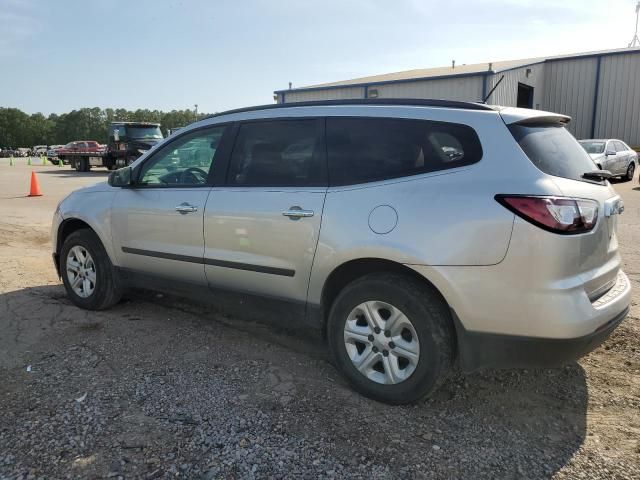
[111, 125, 228, 285]
[602, 141, 617, 173]
[203, 118, 327, 306]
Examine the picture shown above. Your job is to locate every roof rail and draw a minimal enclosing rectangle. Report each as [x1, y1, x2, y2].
[109, 121, 161, 125]
[206, 98, 494, 120]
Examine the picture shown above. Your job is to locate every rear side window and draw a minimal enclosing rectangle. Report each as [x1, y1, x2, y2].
[227, 119, 325, 187]
[509, 124, 599, 182]
[326, 117, 482, 186]
[614, 141, 627, 152]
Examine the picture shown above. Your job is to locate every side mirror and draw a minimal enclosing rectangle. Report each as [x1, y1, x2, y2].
[605, 149, 616, 156]
[108, 166, 132, 187]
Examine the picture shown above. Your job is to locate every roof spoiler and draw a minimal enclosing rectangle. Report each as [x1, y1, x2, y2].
[499, 107, 571, 126]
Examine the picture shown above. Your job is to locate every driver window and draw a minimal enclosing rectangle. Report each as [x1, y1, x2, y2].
[138, 126, 226, 186]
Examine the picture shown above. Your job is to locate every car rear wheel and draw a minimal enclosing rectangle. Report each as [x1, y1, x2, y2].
[625, 163, 635, 181]
[60, 229, 122, 310]
[327, 273, 455, 404]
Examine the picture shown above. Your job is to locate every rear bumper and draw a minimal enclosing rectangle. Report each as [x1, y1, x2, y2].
[454, 306, 628, 372]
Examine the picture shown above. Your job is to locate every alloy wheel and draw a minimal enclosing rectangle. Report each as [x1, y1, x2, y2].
[66, 246, 96, 298]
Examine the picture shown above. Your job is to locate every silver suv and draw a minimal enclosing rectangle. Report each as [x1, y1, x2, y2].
[52, 99, 631, 404]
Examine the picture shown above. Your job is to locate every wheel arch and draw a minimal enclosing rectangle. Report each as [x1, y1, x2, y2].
[318, 257, 453, 331]
[55, 217, 116, 272]
[56, 218, 93, 254]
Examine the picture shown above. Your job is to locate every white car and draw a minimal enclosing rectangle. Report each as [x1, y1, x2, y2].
[579, 139, 638, 181]
[33, 145, 48, 156]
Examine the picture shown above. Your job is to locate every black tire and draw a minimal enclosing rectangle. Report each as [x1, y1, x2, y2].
[60, 229, 122, 310]
[625, 163, 635, 181]
[327, 273, 455, 404]
[74, 158, 89, 172]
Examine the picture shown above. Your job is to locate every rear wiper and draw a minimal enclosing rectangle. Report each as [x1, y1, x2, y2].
[582, 170, 612, 181]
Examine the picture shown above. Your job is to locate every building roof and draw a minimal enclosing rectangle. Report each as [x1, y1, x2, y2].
[276, 47, 640, 94]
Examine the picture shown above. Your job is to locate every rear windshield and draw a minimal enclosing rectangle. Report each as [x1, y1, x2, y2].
[509, 124, 599, 183]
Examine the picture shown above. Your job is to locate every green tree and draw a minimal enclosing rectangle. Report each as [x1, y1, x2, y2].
[0, 106, 208, 149]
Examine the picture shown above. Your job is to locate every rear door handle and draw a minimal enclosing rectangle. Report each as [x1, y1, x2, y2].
[175, 203, 198, 214]
[282, 206, 314, 219]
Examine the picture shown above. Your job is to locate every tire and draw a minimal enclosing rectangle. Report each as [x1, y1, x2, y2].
[74, 158, 89, 172]
[625, 163, 635, 181]
[60, 229, 122, 310]
[327, 272, 455, 404]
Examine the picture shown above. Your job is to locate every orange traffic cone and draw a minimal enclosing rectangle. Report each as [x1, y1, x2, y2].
[28, 171, 42, 197]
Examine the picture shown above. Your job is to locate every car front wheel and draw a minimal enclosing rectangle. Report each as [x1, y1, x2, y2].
[60, 229, 122, 310]
[327, 273, 455, 404]
[626, 162, 635, 181]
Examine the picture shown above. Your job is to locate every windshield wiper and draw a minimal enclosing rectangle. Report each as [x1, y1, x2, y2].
[582, 170, 612, 181]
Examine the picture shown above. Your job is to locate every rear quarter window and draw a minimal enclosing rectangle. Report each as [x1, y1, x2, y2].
[326, 117, 482, 186]
[509, 124, 599, 182]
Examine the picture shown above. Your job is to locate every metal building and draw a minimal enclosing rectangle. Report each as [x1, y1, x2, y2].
[274, 47, 640, 146]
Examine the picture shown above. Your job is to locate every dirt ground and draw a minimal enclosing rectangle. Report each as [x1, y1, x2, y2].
[0, 159, 638, 479]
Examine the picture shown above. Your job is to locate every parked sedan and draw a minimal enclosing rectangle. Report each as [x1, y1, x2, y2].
[579, 139, 638, 181]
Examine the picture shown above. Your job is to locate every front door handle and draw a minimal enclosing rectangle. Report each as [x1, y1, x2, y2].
[175, 203, 198, 214]
[282, 206, 314, 219]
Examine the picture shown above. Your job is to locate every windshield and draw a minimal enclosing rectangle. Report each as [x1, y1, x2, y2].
[579, 141, 606, 154]
[509, 124, 600, 183]
[128, 126, 163, 140]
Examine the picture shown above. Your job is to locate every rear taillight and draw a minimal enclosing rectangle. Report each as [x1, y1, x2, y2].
[496, 195, 598, 234]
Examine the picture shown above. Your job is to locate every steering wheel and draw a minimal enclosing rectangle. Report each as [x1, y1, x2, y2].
[179, 167, 208, 184]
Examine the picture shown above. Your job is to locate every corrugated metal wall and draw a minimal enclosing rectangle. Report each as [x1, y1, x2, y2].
[594, 52, 640, 146]
[280, 77, 483, 104]
[278, 51, 640, 145]
[486, 63, 545, 108]
[371, 76, 483, 102]
[540, 57, 598, 139]
[282, 86, 365, 103]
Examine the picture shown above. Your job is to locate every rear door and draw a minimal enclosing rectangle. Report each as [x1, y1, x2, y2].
[203, 118, 327, 305]
[111, 125, 229, 285]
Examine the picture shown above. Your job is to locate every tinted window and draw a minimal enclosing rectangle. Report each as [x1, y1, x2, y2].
[509, 124, 600, 182]
[138, 126, 226, 186]
[227, 119, 325, 187]
[326, 117, 482, 186]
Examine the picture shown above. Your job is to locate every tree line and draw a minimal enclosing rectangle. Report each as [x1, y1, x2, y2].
[0, 107, 208, 148]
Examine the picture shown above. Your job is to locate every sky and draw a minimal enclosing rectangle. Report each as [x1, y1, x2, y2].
[1, 0, 638, 115]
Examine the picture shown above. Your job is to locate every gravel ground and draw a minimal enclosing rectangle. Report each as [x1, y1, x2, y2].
[0, 161, 639, 479]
